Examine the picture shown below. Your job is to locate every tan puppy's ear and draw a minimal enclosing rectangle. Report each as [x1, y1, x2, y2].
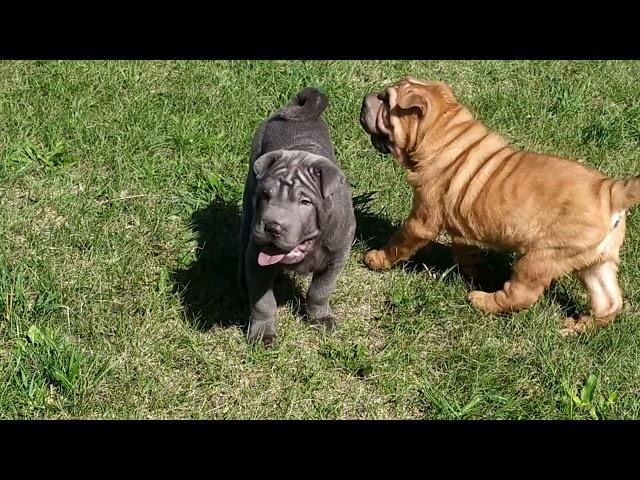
[397, 92, 427, 116]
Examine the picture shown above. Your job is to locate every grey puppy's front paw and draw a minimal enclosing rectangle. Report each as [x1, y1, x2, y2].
[260, 333, 277, 348]
[308, 315, 337, 331]
[248, 320, 277, 348]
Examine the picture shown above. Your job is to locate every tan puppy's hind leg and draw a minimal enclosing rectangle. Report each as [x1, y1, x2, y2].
[561, 213, 626, 335]
[561, 261, 623, 335]
[468, 249, 562, 314]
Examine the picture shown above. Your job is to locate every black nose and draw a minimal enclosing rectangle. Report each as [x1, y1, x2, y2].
[265, 222, 283, 236]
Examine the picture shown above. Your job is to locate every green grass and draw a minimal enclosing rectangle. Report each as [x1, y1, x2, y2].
[1, 60, 639, 419]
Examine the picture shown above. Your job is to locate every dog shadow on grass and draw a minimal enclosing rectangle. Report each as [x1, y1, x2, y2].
[171, 197, 305, 332]
[353, 191, 512, 293]
[174, 191, 584, 331]
[354, 191, 588, 317]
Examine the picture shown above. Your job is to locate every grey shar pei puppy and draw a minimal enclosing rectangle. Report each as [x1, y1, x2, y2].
[239, 87, 356, 347]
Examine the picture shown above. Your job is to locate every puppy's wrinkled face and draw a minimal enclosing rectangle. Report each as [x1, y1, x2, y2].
[251, 150, 343, 267]
[360, 77, 455, 166]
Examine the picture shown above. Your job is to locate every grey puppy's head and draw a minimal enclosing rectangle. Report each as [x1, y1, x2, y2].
[252, 149, 344, 267]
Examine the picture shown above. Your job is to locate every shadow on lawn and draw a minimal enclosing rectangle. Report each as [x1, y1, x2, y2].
[171, 197, 304, 332]
[173, 190, 585, 331]
[353, 191, 512, 292]
[353, 191, 586, 315]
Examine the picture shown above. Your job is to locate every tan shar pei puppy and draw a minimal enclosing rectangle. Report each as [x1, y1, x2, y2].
[359, 77, 640, 334]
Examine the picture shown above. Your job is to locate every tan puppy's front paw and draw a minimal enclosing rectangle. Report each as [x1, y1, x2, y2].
[559, 316, 592, 337]
[468, 290, 500, 313]
[364, 249, 393, 271]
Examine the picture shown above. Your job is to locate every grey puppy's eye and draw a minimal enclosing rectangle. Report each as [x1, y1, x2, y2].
[300, 198, 312, 206]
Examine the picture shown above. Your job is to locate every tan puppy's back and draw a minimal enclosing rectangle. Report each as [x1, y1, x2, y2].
[465, 152, 612, 252]
[408, 103, 614, 255]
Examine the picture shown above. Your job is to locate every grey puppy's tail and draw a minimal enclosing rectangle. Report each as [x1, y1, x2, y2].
[276, 87, 328, 121]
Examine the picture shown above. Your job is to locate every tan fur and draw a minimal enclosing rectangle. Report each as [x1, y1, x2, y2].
[362, 78, 640, 333]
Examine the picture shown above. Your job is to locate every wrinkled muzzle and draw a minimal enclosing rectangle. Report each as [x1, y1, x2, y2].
[360, 93, 391, 154]
[252, 197, 319, 267]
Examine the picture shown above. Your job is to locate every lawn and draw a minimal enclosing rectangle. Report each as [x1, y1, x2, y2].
[1, 60, 639, 419]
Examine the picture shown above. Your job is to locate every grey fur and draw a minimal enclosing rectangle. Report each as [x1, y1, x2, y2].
[238, 87, 356, 347]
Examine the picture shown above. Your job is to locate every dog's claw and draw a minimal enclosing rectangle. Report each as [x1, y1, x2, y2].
[309, 315, 337, 331]
[364, 249, 392, 270]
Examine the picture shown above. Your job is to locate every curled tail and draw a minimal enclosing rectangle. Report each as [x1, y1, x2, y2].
[611, 176, 640, 211]
[275, 87, 328, 121]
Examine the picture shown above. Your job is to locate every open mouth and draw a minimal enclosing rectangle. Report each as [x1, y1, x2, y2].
[361, 97, 392, 155]
[257, 237, 316, 267]
[371, 134, 391, 154]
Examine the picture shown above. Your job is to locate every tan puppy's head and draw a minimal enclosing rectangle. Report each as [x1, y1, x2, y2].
[359, 77, 457, 167]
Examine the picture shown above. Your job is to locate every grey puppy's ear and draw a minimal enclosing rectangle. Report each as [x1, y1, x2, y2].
[311, 157, 345, 199]
[253, 150, 283, 178]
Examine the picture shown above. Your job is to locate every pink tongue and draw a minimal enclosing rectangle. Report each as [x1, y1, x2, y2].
[258, 252, 286, 266]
